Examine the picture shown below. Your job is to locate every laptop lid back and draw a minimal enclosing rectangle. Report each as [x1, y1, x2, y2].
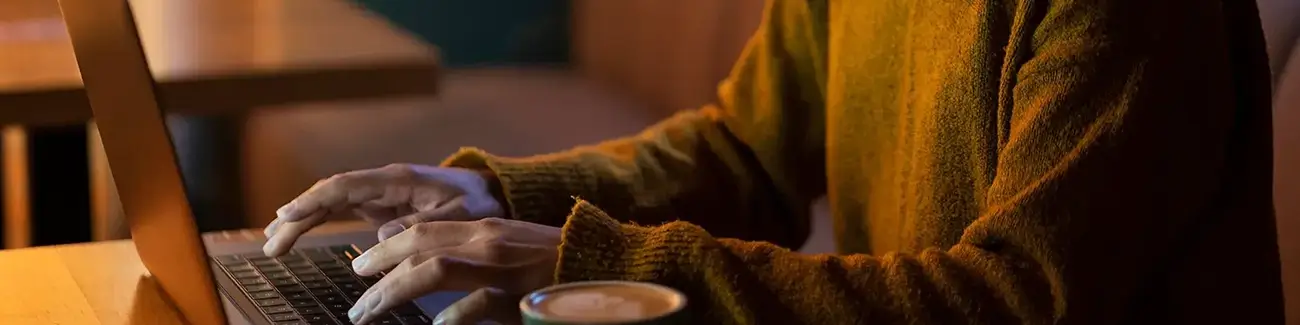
[57, 0, 227, 324]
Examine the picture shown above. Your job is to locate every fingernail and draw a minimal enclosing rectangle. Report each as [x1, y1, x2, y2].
[432, 314, 446, 325]
[347, 301, 365, 323]
[262, 242, 277, 256]
[352, 252, 370, 271]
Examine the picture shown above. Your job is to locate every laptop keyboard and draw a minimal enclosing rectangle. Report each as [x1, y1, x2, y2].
[214, 245, 431, 325]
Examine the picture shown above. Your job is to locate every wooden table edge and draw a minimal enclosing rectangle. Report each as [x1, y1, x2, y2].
[0, 59, 439, 126]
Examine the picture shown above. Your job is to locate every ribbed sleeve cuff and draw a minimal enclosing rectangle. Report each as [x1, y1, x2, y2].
[555, 199, 696, 284]
[441, 147, 600, 226]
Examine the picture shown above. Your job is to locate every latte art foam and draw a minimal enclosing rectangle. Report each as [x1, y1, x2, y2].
[545, 292, 647, 320]
[524, 281, 685, 323]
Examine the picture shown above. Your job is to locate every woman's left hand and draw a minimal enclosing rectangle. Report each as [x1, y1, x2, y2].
[345, 217, 562, 325]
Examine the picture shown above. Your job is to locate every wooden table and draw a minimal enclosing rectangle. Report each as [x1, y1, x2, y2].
[0, 0, 439, 125]
[0, 240, 184, 325]
[0, 221, 369, 325]
[0, 0, 440, 247]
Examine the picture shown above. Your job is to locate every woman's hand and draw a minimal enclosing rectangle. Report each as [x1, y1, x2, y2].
[345, 218, 562, 325]
[263, 163, 505, 256]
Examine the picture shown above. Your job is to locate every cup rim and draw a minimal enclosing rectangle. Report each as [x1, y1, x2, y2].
[519, 280, 687, 324]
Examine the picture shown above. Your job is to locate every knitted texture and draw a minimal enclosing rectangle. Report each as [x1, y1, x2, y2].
[444, 0, 1284, 323]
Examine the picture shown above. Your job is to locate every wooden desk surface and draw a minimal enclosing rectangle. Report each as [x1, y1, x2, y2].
[0, 240, 183, 325]
[0, 221, 370, 325]
[0, 0, 439, 126]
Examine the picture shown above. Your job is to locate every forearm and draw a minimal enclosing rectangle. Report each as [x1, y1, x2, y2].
[442, 108, 812, 246]
[555, 200, 1044, 325]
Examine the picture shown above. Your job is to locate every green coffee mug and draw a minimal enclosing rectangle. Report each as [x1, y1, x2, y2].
[520, 281, 688, 325]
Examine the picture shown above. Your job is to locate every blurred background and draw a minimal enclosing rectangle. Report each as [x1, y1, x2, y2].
[1, 0, 1299, 322]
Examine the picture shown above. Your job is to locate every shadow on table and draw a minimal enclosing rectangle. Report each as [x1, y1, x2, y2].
[130, 275, 186, 325]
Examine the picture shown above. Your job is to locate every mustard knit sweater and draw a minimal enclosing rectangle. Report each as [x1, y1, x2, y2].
[444, 0, 1285, 323]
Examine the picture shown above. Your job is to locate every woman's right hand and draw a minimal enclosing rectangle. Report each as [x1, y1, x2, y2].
[261, 163, 506, 256]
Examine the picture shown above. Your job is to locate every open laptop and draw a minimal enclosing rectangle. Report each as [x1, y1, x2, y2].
[57, 0, 457, 324]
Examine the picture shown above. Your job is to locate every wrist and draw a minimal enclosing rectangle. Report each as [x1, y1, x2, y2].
[476, 169, 508, 215]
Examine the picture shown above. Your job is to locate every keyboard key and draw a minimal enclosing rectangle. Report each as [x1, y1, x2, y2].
[258, 265, 288, 273]
[333, 312, 351, 323]
[336, 282, 362, 291]
[300, 248, 336, 261]
[330, 275, 357, 283]
[215, 255, 245, 265]
[310, 288, 336, 296]
[323, 268, 352, 277]
[239, 278, 267, 286]
[249, 291, 279, 300]
[289, 299, 319, 308]
[392, 305, 423, 317]
[296, 304, 327, 314]
[324, 302, 350, 312]
[274, 322, 306, 325]
[232, 271, 261, 279]
[244, 284, 275, 292]
[263, 305, 295, 314]
[250, 258, 279, 267]
[277, 285, 307, 293]
[295, 306, 326, 315]
[269, 313, 300, 322]
[270, 278, 300, 287]
[330, 295, 356, 304]
[373, 316, 401, 325]
[227, 265, 255, 272]
[316, 261, 347, 270]
[282, 260, 311, 269]
[299, 275, 327, 282]
[303, 281, 332, 289]
[280, 254, 308, 262]
[318, 295, 347, 304]
[292, 268, 322, 276]
[343, 289, 363, 300]
[284, 260, 313, 269]
[283, 291, 312, 301]
[278, 254, 306, 263]
[301, 314, 333, 323]
[397, 315, 431, 324]
[256, 298, 287, 307]
[265, 271, 294, 279]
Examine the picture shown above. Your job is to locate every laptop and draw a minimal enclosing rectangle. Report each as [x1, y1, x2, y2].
[56, 0, 457, 324]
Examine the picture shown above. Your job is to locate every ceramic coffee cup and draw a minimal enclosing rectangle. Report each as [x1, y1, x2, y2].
[520, 281, 687, 325]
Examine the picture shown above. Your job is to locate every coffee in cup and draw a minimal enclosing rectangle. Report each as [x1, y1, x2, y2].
[520, 281, 687, 325]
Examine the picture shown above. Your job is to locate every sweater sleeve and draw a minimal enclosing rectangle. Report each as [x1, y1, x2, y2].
[442, 0, 828, 248]
[556, 0, 1277, 324]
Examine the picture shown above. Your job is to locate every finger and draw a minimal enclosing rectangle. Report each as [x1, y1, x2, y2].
[262, 217, 286, 237]
[275, 169, 396, 223]
[264, 180, 331, 236]
[435, 287, 522, 325]
[377, 197, 472, 240]
[266, 206, 353, 239]
[354, 220, 477, 275]
[262, 210, 326, 256]
[351, 253, 500, 324]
